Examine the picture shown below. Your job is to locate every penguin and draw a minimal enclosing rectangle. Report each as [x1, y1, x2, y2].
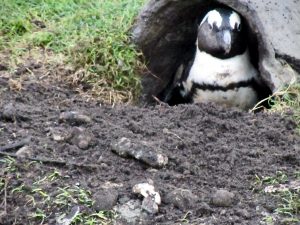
[160, 8, 266, 110]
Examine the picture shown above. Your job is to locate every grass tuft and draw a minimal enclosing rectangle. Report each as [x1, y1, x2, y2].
[255, 171, 300, 223]
[252, 82, 300, 132]
[0, 158, 115, 224]
[268, 83, 300, 127]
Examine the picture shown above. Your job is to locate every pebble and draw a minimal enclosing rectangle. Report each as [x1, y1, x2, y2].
[211, 189, 235, 207]
[111, 137, 168, 168]
[164, 188, 198, 210]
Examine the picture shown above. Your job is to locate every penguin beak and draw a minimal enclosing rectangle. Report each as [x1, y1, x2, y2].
[221, 30, 231, 54]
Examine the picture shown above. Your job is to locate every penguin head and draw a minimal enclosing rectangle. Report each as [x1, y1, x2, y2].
[197, 8, 247, 59]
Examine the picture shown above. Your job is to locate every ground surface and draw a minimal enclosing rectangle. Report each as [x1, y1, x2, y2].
[0, 75, 300, 225]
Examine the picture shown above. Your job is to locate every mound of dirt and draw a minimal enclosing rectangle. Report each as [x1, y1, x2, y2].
[0, 78, 299, 224]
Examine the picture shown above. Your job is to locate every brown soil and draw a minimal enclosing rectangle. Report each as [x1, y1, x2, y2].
[0, 75, 299, 225]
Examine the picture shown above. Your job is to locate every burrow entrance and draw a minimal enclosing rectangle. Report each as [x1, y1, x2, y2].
[132, 0, 294, 108]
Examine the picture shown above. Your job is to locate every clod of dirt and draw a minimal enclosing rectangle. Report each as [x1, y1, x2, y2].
[1, 103, 17, 122]
[235, 208, 251, 219]
[59, 111, 92, 125]
[114, 199, 149, 224]
[0, 64, 8, 71]
[164, 188, 198, 210]
[1, 103, 30, 122]
[111, 137, 168, 168]
[14, 62, 42, 76]
[196, 202, 214, 216]
[67, 127, 95, 150]
[0, 136, 32, 152]
[50, 128, 70, 142]
[211, 189, 235, 207]
[92, 189, 119, 211]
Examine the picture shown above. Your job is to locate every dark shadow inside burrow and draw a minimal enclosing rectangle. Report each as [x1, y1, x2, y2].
[133, 1, 272, 106]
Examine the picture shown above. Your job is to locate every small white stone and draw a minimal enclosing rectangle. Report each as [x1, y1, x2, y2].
[52, 133, 65, 141]
[16, 146, 32, 158]
[132, 183, 161, 205]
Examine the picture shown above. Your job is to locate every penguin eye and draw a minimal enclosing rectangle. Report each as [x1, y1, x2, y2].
[208, 23, 213, 30]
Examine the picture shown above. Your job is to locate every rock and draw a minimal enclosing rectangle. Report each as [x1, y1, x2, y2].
[92, 189, 118, 211]
[59, 111, 92, 125]
[15, 146, 33, 158]
[111, 137, 168, 168]
[132, 183, 160, 214]
[211, 189, 235, 207]
[164, 188, 198, 210]
[52, 133, 65, 142]
[133, 183, 161, 214]
[132, 0, 299, 102]
[132, 183, 161, 205]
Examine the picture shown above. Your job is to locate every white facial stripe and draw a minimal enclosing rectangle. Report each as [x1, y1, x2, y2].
[229, 11, 241, 29]
[200, 14, 209, 26]
[200, 10, 222, 28]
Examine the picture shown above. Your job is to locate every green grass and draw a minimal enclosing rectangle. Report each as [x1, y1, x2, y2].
[0, 157, 114, 224]
[0, 0, 146, 103]
[255, 171, 300, 224]
[268, 83, 300, 132]
[254, 82, 300, 222]
[252, 82, 300, 132]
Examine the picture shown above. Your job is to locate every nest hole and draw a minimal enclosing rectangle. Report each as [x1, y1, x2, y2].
[137, 1, 272, 108]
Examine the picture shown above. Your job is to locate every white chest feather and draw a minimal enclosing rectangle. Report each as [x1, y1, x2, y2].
[185, 49, 259, 110]
[188, 49, 258, 86]
[193, 88, 258, 110]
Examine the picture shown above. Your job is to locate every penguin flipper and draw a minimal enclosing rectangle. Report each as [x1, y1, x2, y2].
[166, 82, 190, 106]
[157, 64, 184, 103]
